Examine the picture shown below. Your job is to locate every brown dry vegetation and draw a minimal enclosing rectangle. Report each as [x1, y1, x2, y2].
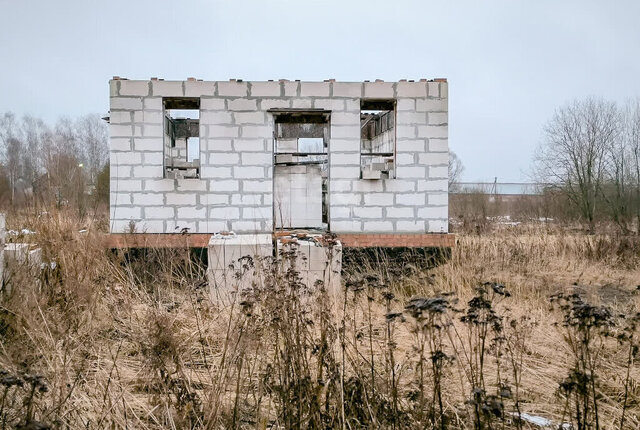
[0, 209, 639, 429]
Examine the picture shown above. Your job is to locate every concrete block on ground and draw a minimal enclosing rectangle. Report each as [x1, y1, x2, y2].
[207, 233, 273, 299]
[4, 243, 42, 266]
[276, 235, 342, 292]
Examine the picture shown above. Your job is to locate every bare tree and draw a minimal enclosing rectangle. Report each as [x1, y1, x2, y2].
[41, 118, 86, 210]
[534, 98, 618, 232]
[623, 98, 640, 233]
[600, 108, 631, 231]
[53, 116, 80, 157]
[21, 114, 48, 188]
[449, 150, 464, 192]
[0, 111, 110, 208]
[0, 112, 19, 153]
[5, 137, 23, 203]
[76, 114, 108, 184]
[0, 112, 24, 203]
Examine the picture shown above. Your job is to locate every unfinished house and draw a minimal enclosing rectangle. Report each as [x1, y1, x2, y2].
[108, 78, 452, 289]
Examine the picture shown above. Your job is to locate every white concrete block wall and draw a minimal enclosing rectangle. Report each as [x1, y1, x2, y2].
[327, 80, 449, 234]
[109, 79, 448, 234]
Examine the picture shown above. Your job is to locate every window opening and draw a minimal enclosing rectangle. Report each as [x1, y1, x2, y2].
[163, 98, 200, 179]
[360, 99, 395, 179]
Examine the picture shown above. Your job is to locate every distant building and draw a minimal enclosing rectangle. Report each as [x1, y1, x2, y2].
[453, 182, 544, 200]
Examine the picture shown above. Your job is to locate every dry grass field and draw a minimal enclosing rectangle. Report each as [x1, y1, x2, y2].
[0, 209, 639, 429]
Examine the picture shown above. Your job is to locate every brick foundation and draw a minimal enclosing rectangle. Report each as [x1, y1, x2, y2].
[105, 233, 212, 248]
[337, 233, 454, 248]
[105, 233, 455, 248]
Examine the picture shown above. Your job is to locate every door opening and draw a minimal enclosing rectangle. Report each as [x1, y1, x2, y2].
[272, 111, 330, 230]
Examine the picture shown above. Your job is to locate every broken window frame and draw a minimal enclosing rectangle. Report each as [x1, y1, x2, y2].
[270, 109, 331, 231]
[163, 97, 201, 179]
[360, 99, 396, 180]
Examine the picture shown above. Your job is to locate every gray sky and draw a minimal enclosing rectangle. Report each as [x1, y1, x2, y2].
[2, 0, 639, 182]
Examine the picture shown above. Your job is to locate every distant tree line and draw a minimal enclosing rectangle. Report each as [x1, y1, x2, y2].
[0, 112, 109, 214]
[534, 97, 640, 232]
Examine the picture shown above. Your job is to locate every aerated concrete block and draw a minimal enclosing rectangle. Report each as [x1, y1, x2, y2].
[207, 234, 273, 297]
[276, 237, 342, 292]
[4, 243, 42, 266]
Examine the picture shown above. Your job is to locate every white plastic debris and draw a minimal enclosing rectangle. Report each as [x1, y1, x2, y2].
[512, 412, 571, 429]
[40, 261, 57, 270]
[519, 413, 552, 427]
[7, 229, 36, 236]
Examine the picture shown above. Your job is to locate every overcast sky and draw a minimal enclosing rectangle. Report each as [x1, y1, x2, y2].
[2, 0, 640, 182]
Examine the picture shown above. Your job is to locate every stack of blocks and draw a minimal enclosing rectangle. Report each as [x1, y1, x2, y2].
[207, 233, 272, 296]
[109, 79, 449, 235]
[206, 233, 342, 296]
[273, 164, 323, 228]
[276, 236, 343, 292]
